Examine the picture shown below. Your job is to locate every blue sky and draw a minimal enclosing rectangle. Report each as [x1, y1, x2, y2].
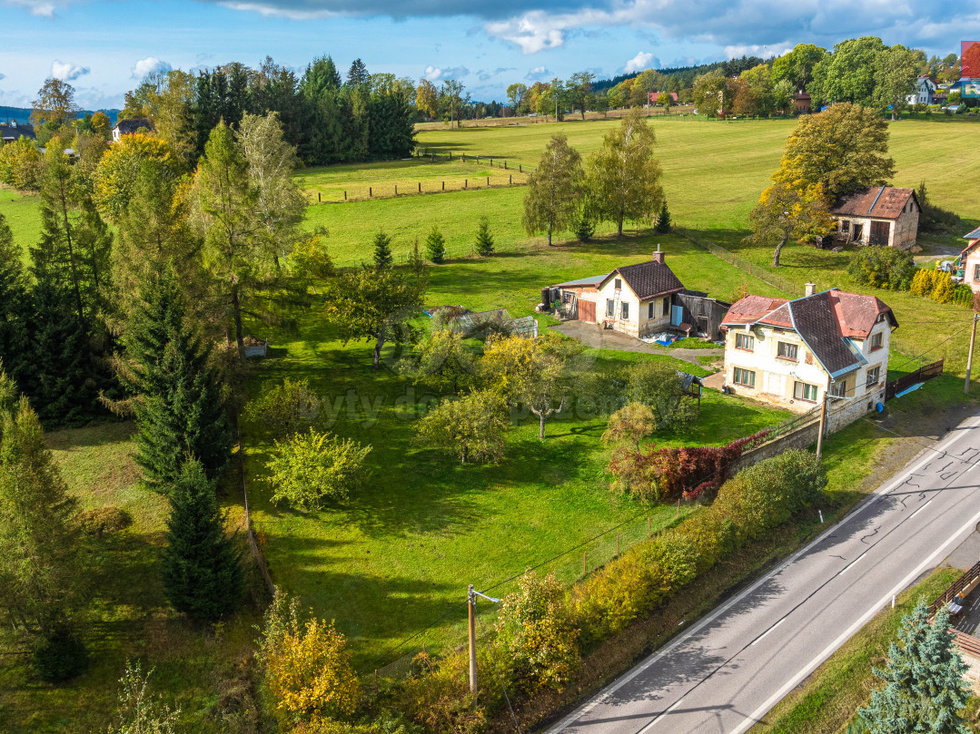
[1, 0, 976, 109]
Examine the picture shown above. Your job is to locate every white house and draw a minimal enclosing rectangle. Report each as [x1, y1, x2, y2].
[831, 186, 920, 249]
[721, 284, 898, 427]
[906, 76, 937, 106]
[960, 226, 980, 294]
[112, 118, 154, 142]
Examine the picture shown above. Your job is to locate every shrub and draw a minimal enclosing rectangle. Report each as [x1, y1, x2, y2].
[494, 572, 580, 692]
[106, 660, 181, 734]
[930, 270, 957, 304]
[847, 246, 916, 290]
[474, 216, 494, 256]
[910, 268, 936, 296]
[625, 361, 698, 434]
[425, 226, 446, 264]
[76, 506, 133, 536]
[32, 623, 88, 682]
[265, 429, 371, 510]
[258, 589, 360, 728]
[602, 402, 655, 453]
[397, 651, 485, 733]
[574, 209, 596, 242]
[242, 378, 323, 439]
[673, 510, 735, 575]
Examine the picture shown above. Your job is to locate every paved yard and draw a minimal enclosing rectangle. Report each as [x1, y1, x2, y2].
[550, 320, 723, 368]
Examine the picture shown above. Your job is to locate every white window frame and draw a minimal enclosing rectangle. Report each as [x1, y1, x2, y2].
[866, 366, 881, 387]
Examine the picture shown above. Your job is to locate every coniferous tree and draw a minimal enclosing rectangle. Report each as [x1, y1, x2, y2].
[373, 230, 393, 270]
[121, 267, 231, 490]
[654, 200, 672, 234]
[425, 226, 446, 264]
[0, 379, 86, 679]
[859, 600, 971, 734]
[162, 457, 242, 622]
[0, 214, 33, 392]
[475, 216, 495, 256]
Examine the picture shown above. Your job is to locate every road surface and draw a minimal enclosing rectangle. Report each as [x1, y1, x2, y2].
[547, 410, 980, 734]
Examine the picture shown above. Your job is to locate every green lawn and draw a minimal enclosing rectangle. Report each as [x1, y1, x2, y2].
[0, 422, 259, 733]
[0, 186, 41, 263]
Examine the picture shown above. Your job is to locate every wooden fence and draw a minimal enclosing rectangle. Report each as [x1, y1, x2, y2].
[885, 359, 944, 401]
[236, 426, 276, 596]
[676, 229, 799, 297]
[929, 559, 980, 616]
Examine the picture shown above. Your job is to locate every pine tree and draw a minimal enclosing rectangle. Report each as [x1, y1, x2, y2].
[859, 600, 970, 734]
[475, 216, 495, 256]
[161, 457, 243, 622]
[373, 230, 393, 270]
[425, 226, 446, 264]
[121, 267, 231, 490]
[654, 200, 672, 234]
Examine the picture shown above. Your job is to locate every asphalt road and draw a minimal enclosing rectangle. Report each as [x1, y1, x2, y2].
[547, 410, 980, 734]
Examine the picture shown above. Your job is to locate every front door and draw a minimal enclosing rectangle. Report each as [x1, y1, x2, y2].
[870, 221, 890, 246]
[578, 300, 596, 323]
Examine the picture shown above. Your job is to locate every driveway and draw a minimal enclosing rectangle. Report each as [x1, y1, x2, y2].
[551, 321, 723, 368]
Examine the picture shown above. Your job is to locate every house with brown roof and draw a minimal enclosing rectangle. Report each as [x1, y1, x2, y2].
[542, 248, 730, 339]
[960, 226, 980, 294]
[720, 284, 898, 426]
[831, 186, 920, 248]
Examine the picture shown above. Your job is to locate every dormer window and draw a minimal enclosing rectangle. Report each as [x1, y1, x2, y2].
[870, 332, 883, 351]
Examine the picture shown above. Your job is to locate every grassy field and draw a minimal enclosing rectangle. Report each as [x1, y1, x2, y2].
[750, 566, 963, 734]
[0, 187, 41, 262]
[295, 156, 529, 203]
[242, 235, 794, 670]
[0, 422, 260, 733]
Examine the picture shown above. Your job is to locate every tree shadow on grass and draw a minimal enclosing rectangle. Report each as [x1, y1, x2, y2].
[45, 420, 136, 451]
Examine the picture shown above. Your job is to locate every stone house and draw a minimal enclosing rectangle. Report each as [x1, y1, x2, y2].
[721, 284, 898, 429]
[831, 186, 920, 249]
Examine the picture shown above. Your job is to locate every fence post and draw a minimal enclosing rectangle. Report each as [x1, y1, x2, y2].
[519, 164, 522, 172]
[464, 179, 467, 189]
[509, 174, 512, 184]
[418, 182, 421, 193]
[394, 184, 397, 195]
[317, 192, 321, 203]
[583, 551, 587, 574]
[504, 160, 507, 169]
[449, 152, 452, 160]
[344, 190, 347, 201]
[442, 181, 445, 191]
[487, 176, 490, 187]
[369, 186, 372, 197]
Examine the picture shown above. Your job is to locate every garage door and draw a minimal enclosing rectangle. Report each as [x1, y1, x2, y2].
[579, 300, 596, 323]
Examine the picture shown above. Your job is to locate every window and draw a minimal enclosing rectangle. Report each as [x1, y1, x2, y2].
[621, 302, 629, 320]
[663, 296, 670, 316]
[777, 341, 799, 360]
[829, 380, 847, 398]
[841, 220, 850, 233]
[735, 332, 754, 350]
[606, 299, 614, 317]
[614, 278, 622, 290]
[794, 381, 818, 402]
[974, 263, 980, 282]
[733, 367, 756, 388]
[870, 332, 883, 351]
[866, 366, 881, 387]
[648, 302, 655, 319]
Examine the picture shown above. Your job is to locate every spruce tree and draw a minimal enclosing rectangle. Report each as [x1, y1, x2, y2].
[654, 200, 672, 234]
[121, 267, 231, 490]
[425, 226, 446, 264]
[475, 216, 495, 256]
[859, 600, 970, 734]
[373, 230, 393, 270]
[162, 457, 243, 622]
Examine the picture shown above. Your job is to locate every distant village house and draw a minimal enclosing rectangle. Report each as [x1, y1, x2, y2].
[0, 121, 36, 143]
[831, 186, 920, 249]
[112, 118, 154, 142]
[906, 76, 937, 106]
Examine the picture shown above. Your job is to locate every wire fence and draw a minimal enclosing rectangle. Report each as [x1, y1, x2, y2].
[678, 228, 800, 297]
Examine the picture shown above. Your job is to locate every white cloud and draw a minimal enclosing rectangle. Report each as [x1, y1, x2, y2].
[424, 65, 469, 82]
[51, 60, 90, 81]
[724, 43, 791, 59]
[131, 57, 172, 79]
[485, 12, 568, 54]
[624, 51, 654, 73]
[6, 0, 58, 16]
[218, 1, 335, 19]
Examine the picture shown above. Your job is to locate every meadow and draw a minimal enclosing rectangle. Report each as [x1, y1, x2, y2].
[1, 114, 978, 727]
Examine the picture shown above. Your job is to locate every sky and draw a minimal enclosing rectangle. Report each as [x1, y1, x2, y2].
[0, 0, 977, 109]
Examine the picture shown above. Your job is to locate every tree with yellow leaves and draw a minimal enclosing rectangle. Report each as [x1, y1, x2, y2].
[748, 179, 833, 266]
[257, 588, 360, 728]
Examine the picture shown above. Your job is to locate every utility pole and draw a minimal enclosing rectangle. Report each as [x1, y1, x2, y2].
[965, 313, 979, 395]
[467, 585, 501, 697]
[816, 392, 829, 460]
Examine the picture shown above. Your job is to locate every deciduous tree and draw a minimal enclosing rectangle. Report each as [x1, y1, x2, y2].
[748, 180, 832, 266]
[522, 133, 583, 246]
[265, 429, 371, 509]
[416, 388, 508, 464]
[588, 109, 664, 236]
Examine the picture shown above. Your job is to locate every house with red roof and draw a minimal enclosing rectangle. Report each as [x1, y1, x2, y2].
[720, 284, 898, 424]
[831, 186, 920, 248]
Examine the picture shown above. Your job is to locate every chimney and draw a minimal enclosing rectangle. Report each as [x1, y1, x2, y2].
[804, 282, 817, 297]
[651, 244, 664, 264]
